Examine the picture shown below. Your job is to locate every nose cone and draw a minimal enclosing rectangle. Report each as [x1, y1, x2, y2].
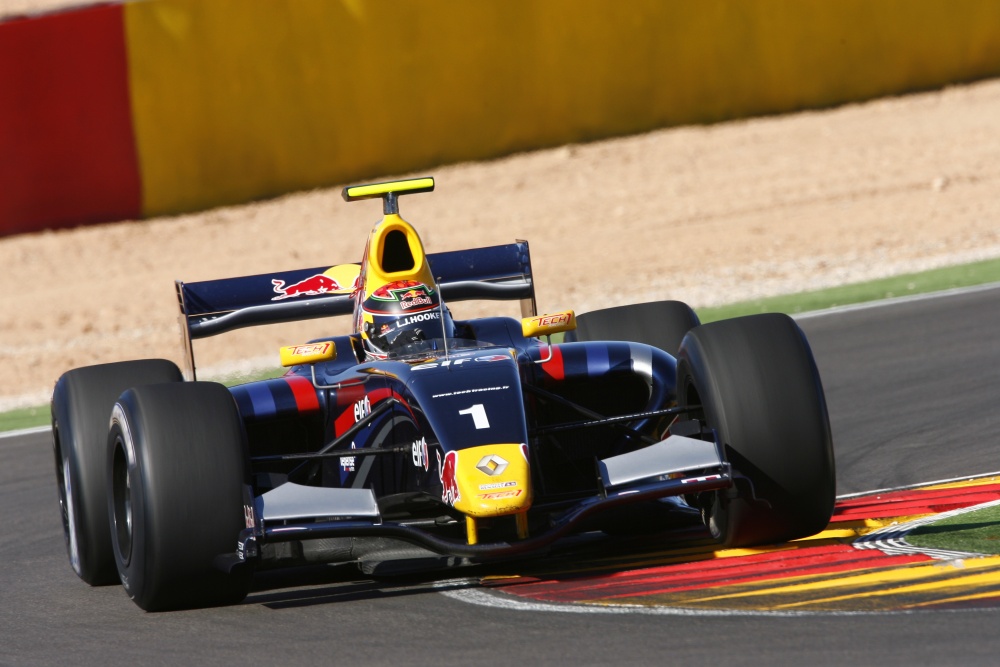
[444, 443, 532, 518]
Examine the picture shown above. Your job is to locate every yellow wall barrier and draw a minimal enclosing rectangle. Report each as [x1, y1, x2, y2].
[124, 0, 1000, 218]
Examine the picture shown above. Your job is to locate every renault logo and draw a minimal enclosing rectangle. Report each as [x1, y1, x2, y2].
[476, 454, 508, 476]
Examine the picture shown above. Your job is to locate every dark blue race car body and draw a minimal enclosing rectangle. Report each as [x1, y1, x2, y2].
[177, 237, 728, 564]
[52, 177, 834, 610]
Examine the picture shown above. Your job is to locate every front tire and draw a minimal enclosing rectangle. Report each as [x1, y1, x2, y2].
[566, 300, 700, 355]
[108, 381, 251, 611]
[677, 314, 835, 548]
[50, 360, 182, 585]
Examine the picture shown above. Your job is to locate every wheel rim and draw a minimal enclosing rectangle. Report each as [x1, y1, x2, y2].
[52, 432, 67, 534]
[111, 439, 133, 565]
[703, 493, 728, 541]
[61, 454, 82, 575]
[52, 429, 83, 574]
[680, 371, 731, 543]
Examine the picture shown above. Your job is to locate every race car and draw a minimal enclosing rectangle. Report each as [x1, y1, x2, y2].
[51, 177, 836, 611]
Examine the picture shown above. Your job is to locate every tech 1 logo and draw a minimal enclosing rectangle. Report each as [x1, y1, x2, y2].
[353, 395, 371, 422]
[411, 437, 430, 471]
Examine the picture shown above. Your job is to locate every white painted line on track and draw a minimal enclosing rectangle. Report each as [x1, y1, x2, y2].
[439, 587, 859, 617]
[792, 280, 1000, 321]
[837, 471, 1000, 500]
[439, 585, 989, 617]
[0, 425, 49, 440]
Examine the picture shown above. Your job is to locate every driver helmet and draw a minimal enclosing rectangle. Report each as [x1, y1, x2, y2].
[359, 280, 450, 360]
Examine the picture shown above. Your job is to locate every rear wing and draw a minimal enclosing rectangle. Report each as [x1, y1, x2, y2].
[176, 241, 537, 378]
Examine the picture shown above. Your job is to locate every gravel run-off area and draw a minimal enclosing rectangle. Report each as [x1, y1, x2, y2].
[2, 76, 999, 410]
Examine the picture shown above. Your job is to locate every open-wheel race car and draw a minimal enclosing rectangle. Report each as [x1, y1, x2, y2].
[51, 177, 836, 611]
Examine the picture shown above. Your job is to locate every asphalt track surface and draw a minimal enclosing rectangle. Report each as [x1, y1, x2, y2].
[2, 285, 999, 666]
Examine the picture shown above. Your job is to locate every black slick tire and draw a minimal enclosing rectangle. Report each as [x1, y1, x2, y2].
[676, 313, 835, 548]
[50, 360, 182, 585]
[107, 381, 251, 611]
[566, 300, 700, 355]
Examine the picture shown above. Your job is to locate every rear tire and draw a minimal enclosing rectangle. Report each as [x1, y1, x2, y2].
[567, 300, 700, 355]
[50, 360, 182, 585]
[677, 314, 835, 548]
[108, 382, 251, 611]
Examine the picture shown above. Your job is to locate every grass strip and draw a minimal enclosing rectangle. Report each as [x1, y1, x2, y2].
[1, 405, 50, 433]
[907, 503, 1000, 556]
[697, 256, 1000, 323]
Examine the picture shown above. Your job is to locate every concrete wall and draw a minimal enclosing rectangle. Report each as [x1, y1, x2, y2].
[3, 0, 1000, 233]
[0, 5, 140, 232]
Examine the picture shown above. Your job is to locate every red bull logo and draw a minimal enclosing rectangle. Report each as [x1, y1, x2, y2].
[272, 274, 344, 301]
[369, 280, 435, 309]
[438, 449, 461, 506]
[372, 279, 422, 300]
[398, 287, 433, 310]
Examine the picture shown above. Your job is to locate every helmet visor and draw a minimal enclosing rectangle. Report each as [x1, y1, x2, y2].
[364, 310, 446, 356]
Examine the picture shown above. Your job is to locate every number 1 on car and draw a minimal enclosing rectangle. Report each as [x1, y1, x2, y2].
[458, 404, 490, 429]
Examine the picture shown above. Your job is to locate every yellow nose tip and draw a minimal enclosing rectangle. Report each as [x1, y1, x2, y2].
[451, 443, 532, 518]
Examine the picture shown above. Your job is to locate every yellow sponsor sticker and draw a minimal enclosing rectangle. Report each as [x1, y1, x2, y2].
[279, 341, 337, 367]
[521, 310, 576, 338]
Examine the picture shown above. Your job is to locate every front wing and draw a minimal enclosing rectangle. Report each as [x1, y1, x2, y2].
[227, 435, 730, 566]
